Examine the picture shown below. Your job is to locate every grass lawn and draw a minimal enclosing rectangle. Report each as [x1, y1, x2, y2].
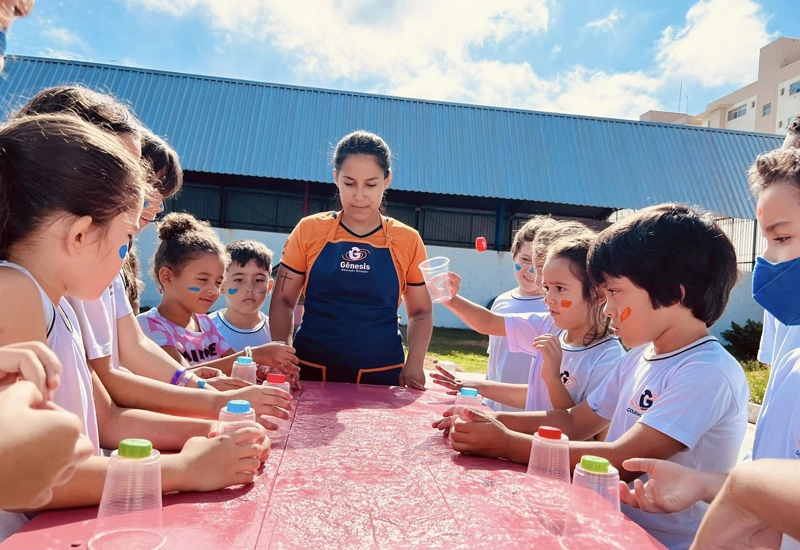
[405, 326, 770, 403]
[741, 360, 769, 405]
[401, 326, 489, 373]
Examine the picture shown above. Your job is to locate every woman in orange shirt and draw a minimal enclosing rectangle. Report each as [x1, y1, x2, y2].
[269, 131, 432, 389]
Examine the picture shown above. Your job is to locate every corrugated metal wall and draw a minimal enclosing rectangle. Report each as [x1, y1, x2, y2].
[0, 56, 784, 220]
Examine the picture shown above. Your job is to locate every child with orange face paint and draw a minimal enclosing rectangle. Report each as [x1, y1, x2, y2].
[432, 227, 623, 416]
[433, 204, 748, 550]
[434, 217, 551, 412]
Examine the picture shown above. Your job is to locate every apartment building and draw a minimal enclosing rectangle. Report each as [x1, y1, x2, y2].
[640, 37, 800, 134]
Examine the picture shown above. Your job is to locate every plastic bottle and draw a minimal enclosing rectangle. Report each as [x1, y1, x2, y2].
[262, 373, 292, 435]
[449, 387, 482, 442]
[216, 399, 257, 436]
[230, 356, 257, 384]
[571, 455, 621, 511]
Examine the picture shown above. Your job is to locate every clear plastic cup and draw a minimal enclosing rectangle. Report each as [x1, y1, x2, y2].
[89, 439, 165, 550]
[561, 455, 622, 544]
[419, 257, 452, 303]
[216, 399, 257, 436]
[527, 426, 571, 485]
[231, 356, 257, 384]
[262, 373, 291, 436]
[449, 388, 483, 442]
[437, 360, 457, 377]
[524, 427, 571, 535]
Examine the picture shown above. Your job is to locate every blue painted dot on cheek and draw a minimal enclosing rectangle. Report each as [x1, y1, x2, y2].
[514, 263, 522, 271]
[119, 245, 128, 259]
[143, 200, 149, 208]
[187, 287, 201, 292]
[529, 268, 535, 275]
[227, 288, 239, 295]
[258, 290, 268, 295]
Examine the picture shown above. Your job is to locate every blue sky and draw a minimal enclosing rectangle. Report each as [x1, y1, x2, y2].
[6, 0, 799, 120]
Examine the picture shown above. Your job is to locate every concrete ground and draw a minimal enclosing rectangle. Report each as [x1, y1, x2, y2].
[424, 368, 757, 464]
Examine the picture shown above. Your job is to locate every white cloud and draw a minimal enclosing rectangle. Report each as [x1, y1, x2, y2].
[41, 26, 87, 50]
[656, 0, 776, 88]
[584, 8, 625, 32]
[37, 48, 88, 61]
[551, 44, 562, 55]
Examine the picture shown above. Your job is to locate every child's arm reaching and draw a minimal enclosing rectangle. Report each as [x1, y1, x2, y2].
[619, 457, 728, 514]
[691, 459, 800, 549]
[440, 273, 507, 336]
[430, 365, 528, 409]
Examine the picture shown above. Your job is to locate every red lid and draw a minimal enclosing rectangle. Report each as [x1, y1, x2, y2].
[475, 237, 487, 252]
[537, 426, 562, 440]
[266, 373, 286, 384]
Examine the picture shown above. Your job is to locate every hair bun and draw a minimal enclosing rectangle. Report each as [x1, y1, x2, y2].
[157, 212, 207, 240]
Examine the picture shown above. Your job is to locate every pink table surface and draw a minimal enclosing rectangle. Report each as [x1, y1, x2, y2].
[2, 382, 666, 550]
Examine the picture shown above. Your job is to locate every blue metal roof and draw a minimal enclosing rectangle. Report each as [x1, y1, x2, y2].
[0, 56, 782, 219]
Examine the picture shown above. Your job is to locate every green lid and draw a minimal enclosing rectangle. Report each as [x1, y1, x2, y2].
[118, 438, 153, 459]
[580, 455, 610, 473]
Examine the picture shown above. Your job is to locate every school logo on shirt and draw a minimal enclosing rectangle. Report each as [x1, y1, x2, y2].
[340, 246, 371, 273]
[627, 389, 659, 417]
[560, 370, 577, 387]
[343, 247, 370, 262]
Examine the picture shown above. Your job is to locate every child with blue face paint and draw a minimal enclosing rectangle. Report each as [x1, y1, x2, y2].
[210, 240, 275, 362]
[138, 213, 299, 383]
[620, 149, 800, 550]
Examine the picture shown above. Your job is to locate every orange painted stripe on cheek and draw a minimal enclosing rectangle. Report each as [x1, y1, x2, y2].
[620, 307, 632, 322]
[560, 300, 572, 308]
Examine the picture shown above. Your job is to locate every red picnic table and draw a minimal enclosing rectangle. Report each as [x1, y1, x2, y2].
[2, 382, 666, 549]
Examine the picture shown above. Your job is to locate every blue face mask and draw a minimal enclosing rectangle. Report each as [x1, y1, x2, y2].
[752, 255, 800, 325]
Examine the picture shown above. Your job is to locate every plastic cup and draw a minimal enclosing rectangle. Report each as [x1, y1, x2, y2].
[449, 388, 483, 442]
[527, 426, 571, 485]
[231, 356, 257, 384]
[419, 257, 452, 303]
[561, 455, 622, 545]
[89, 439, 164, 550]
[262, 373, 292, 436]
[216, 399, 257, 436]
[437, 360, 457, 376]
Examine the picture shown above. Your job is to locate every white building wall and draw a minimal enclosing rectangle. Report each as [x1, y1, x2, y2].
[133, 223, 762, 340]
[775, 75, 800, 133]
[723, 95, 758, 132]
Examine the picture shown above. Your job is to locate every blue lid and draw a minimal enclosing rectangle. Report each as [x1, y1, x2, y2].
[226, 400, 251, 413]
[459, 388, 479, 397]
[235, 356, 254, 365]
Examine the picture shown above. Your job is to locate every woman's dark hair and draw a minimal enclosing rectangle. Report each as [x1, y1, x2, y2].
[333, 130, 391, 178]
[141, 130, 183, 199]
[546, 232, 609, 345]
[151, 212, 226, 293]
[0, 114, 149, 258]
[16, 85, 141, 138]
[588, 203, 737, 328]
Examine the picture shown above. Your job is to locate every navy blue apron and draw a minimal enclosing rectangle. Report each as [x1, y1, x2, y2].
[293, 212, 405, 385]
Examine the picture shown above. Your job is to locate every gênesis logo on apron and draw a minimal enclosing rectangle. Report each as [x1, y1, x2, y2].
[341, 246, 371, 273]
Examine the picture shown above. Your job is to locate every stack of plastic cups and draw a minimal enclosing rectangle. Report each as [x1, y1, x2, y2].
[561, 455, 621, 548]
[262, 373, 292, 437]
[216, 399, 257, 436]
[231, 356, 257, 384]
[449, 388, 482, 442]
[419, 257, 452, 303]
[89, 439, 165, 550]
[525, 427, 571, 534]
